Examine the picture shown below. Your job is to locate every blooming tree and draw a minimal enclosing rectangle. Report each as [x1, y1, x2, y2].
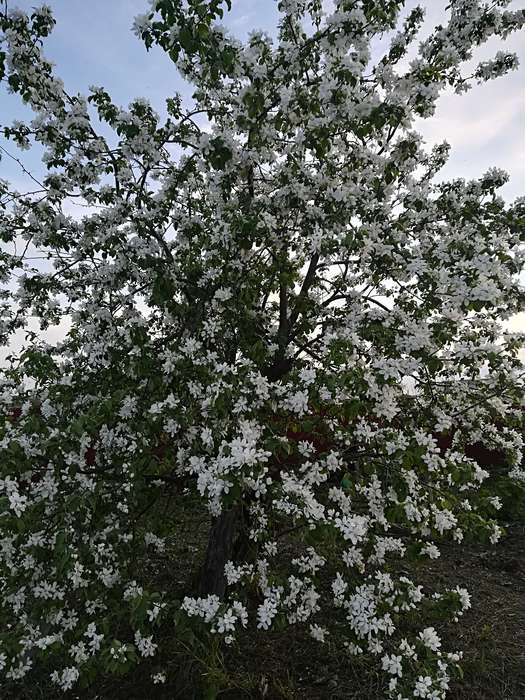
[1, 0, 525, 696]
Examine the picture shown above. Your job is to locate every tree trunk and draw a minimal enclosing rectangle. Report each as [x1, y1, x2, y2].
[198, 505, 241, 598]
[198, 360, 291, 599]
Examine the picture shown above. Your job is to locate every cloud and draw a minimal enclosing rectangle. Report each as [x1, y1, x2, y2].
[2, 0, 524, 350]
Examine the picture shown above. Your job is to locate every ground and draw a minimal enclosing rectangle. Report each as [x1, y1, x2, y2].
[219, 523, 525, 700]
[10, 497, 525, 700]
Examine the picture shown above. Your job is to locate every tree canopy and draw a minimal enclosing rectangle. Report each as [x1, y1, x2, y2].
[1, 1, 525, 697]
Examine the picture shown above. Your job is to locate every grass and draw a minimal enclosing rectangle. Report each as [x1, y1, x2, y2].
[6, 492, 525, 700]
[219, 524, 525, 699]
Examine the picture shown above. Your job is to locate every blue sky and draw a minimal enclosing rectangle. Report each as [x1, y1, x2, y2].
[0, 1, 280, 183]
[1, 0, 524, 199]
[1, 0, 279, 107]
[1, 1, 524, 349]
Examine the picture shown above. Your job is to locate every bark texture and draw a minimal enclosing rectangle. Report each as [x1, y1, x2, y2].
[198, 505, 242, 598]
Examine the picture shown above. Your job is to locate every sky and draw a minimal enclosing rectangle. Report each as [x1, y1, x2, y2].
[1, 0, 524, 197]
[1, 0, 524, 351]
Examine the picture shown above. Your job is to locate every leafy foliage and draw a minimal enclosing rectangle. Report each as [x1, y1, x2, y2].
[0, 0, 525, 697]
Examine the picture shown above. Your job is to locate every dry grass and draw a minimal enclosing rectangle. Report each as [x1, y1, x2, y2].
[7, 495, 525, 700]
[105, 519, 525, 700]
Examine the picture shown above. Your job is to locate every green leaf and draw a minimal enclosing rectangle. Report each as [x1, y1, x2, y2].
[221, 46, 236, 72]
[203, 683, 220, 700]
[197, 23, 210, 40]
[208, 139, 232, 170]
[179, 26, 196, 53]
[341, 472, 353, 491]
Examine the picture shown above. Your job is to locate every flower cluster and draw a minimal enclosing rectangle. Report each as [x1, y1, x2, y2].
[0, 1, 524, 697]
